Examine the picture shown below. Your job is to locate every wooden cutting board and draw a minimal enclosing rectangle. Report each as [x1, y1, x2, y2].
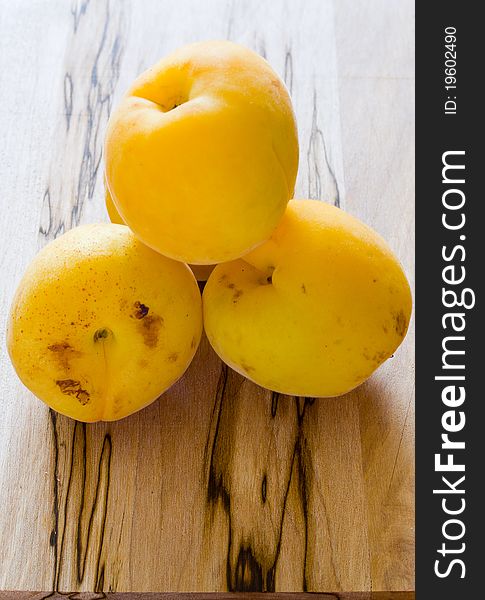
[0, 0, 414, 595]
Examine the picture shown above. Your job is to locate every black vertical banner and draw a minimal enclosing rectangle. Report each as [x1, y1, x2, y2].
[416, 2, 483, 597]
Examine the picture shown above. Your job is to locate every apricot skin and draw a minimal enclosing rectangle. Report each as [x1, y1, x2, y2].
[203, 199, 412, 397]
[104, 40, 298, 265]
[105, 185, 215, 282]
[7, 224, 202, 421]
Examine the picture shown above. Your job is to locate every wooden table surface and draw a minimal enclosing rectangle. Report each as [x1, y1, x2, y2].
[0, 0, 415, 595]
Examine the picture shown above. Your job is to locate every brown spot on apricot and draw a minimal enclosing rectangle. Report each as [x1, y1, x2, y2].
[48, 342, 71, 352]
[138, 314, 164, 348]
[48, 343, 82, 370]
[138, 358, 148, 368]
[227, 283, 235, 289]
[372, 350, 388, 364]
[76, 390, 90, 405]
[56, 379, 90, 405]
[241, 362, 255, 373]
[301, 284, 307, 294]
[132, 301, 149, 319]
[232, 289, 243, 303]
[131, 301, 163, 347]
[167, 352, 179, 362]
[394, 310, 408, 337]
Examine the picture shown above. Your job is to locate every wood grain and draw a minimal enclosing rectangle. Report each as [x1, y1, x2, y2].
[0, 593, 415, 600]
[334, 1, 415, 590]
[0, 0, 414, 594]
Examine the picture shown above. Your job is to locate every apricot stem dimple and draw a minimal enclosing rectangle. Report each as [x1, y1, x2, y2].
[156, 97, 185, 113]
[94, 328, 112, 342]
[264, 265, 275, 285]
[159, 102, 181, 112]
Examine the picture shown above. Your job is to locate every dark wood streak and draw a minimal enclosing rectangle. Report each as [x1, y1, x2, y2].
[204, 364, 233, 588]
[205, 363, 317, 592]
[49, 410, 60, 594]
[307, 90, 341, 207]
[38, 0, 125, 242]
[261, 474, 267, 503]
[71, 0, 91, 33]
[256, 37, 267, 60]
[49, 416, 112, 592]
[267, 398, 315, 592]
[224, 0, 236, 40]
[71, 0, 123, 226]
[77, 430, 112, 587]
[270, 392, 279, 418]
[284, 49, 294, 95]
[64, 73, 74, 130]
[234, 546, 263, 591]
[296, 424, 310, 591]
[264, 438, 297, 592]
[39, 188, 65, 240]
[54, 413, 76, 590]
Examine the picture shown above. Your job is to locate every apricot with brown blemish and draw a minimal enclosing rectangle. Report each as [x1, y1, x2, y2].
[203, 199, 411, 397]
[7, 224, 203, 422]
